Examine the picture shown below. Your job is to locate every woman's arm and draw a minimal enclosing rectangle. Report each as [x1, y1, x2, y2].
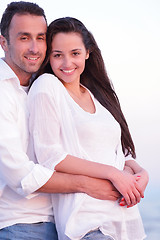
[55, 155, 141, 206]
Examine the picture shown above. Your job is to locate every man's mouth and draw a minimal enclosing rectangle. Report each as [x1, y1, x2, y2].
[25, 56, 40, 61]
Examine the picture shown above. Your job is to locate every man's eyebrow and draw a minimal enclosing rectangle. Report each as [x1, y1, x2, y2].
[17, 32, 30, 36]
[37, 33, 46, 36]
[17, 32, 46, 36]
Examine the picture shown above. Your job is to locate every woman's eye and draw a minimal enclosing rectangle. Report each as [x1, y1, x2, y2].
[54, 54, 61, 58]
[73, 52, 80, 56]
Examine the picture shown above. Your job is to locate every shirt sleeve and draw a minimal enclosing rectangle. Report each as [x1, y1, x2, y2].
[28, 79, 68, 171]
[0, 88, 53, 198]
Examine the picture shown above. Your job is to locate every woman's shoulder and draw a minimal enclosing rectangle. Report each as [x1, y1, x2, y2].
[34, 73, 61, 88]
[30, 73, 63, 95]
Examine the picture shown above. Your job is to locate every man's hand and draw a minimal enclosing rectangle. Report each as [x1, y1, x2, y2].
[38, 172, 121, 201]
[81, 176, 121, 201]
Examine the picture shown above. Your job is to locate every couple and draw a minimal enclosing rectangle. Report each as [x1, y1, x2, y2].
[0, 1, 148, 240]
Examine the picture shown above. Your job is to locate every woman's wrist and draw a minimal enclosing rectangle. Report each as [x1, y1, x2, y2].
[108, 166, 121, 182]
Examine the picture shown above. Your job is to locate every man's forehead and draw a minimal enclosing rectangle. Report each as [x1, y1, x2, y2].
[9, 14, 47, 33]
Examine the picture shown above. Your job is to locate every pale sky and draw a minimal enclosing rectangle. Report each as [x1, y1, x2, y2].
[0, 0, 160, 187]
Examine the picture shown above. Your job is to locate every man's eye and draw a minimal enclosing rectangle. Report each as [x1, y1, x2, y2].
[20, 37, 28, 41]
[38, 37, 45, 41]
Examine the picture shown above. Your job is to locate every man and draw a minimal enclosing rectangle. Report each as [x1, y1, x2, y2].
[0, 2, 120, 239]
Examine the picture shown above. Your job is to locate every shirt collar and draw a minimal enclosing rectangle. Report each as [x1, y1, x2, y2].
[0, 58, 31, 92]
[0, 58, 18, 82]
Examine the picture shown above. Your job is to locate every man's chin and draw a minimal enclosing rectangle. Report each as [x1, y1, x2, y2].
[25, 66, 40, 74]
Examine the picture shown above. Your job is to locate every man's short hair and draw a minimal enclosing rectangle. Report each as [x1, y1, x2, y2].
[0, 1, 47, 42]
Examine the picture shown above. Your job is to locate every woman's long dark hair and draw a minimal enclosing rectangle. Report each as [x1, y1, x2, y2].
[37, 17, 136, 158]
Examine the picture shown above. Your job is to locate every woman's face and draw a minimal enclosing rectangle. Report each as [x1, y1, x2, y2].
[49, 32, 89, 85]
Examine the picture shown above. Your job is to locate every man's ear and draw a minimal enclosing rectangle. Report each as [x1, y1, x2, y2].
[0, 35, 8, 52]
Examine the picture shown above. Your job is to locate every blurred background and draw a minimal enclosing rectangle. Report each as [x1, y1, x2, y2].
[0, 0, 160, 239]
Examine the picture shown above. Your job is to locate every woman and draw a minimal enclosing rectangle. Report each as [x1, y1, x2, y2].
[28, 17, 148, 240]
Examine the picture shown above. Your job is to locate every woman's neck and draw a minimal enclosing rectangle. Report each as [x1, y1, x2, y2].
[64, 82, 86, 100]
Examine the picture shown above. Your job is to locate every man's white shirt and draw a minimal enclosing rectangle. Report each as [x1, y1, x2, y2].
[0, 58, 54, 229]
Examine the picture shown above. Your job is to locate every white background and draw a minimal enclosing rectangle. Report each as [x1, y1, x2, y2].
[1, 0, 160, 190]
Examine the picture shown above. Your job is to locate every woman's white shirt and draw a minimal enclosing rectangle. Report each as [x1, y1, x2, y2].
[28, 73, 146, 240]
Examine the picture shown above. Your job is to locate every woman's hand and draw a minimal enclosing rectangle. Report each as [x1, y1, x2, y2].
[110, 169, 141, 206]
[134, 169, 149, 198]
[119, 169, 149, 207]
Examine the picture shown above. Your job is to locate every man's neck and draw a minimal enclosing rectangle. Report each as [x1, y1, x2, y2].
[20, 76, 30, 86]
[3, 57, 31, 86]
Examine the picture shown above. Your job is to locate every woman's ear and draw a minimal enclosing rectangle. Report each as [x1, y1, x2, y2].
[0, 35, 9, 52]
[85, 50, 90, 60]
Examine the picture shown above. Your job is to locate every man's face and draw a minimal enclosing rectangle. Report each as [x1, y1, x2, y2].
[4, 14, 47, 85]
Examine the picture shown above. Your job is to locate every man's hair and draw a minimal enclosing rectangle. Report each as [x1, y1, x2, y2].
[0, 1, 47, 42]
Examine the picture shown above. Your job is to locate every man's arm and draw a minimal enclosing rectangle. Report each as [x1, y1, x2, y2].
[0, 87, 55, 197]
[38, 171, 121, 201]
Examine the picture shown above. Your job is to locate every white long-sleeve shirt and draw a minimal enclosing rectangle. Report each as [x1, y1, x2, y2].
[0, 59, 54, 229]
[28, 73, 146, 240]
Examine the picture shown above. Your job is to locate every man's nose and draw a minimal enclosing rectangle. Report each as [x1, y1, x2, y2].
[29, 40, 39, 53]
